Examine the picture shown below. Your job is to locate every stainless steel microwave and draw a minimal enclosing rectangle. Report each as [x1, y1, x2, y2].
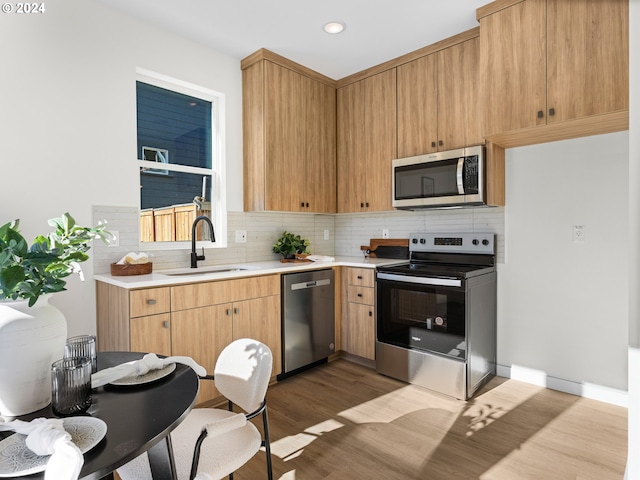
[392, 145, 485, 209]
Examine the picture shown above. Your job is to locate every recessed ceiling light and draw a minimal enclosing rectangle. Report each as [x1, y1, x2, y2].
[323, 21, 345, 34]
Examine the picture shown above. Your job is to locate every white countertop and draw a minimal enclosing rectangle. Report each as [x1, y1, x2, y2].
[94, 256, 407, 289]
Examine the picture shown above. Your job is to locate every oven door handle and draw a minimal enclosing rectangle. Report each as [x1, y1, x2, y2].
[377, 272, 462, 288]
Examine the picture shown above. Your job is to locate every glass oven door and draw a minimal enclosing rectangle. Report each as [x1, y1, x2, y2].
[376, 273, 466, 360]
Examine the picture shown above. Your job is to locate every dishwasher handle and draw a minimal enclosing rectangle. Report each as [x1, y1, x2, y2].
[290, 278, 332, 291]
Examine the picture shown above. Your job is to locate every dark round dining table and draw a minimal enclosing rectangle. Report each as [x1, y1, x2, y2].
[1, 351, 200, 480]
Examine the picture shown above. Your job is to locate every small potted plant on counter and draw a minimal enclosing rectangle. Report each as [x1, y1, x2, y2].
[272, 231, 310, 261]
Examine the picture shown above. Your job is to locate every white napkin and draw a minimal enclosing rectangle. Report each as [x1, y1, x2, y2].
[91, 353, 207, 388]
[0, 417, 83, 480]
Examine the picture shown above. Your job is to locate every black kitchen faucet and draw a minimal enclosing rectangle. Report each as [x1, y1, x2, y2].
[190, 215, 215, 268]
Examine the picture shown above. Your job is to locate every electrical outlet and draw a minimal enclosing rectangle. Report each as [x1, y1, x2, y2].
[108, 230, 119, 247]
[235, 230, 247, 243]
[324, 229, 330, 241]
[572, 225, 586, 243]
[382, 229, 390, 239]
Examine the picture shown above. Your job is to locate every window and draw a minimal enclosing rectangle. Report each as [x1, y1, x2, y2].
[136, 68, 226, 247]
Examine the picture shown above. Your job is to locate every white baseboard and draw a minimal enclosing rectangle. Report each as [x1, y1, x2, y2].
[496, 363, 628, 408]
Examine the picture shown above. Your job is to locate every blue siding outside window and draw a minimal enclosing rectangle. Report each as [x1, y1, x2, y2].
[137, 82, 212, 209]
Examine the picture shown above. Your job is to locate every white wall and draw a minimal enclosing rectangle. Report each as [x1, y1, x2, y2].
[498, 131, 629, 392]
[0, 0, 244, 335]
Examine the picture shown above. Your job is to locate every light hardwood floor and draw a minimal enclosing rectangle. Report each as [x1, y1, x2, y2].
[234, 359, 627, 480]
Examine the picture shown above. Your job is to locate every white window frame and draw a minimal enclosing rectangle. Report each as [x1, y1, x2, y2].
[136, 67, 227, 249]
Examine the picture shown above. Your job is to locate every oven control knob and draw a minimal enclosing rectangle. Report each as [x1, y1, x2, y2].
[482, 239, 490, 246]
[472, 239, 479, 245]
[412, 238, 418, 244]
[420, 238, 426, 244]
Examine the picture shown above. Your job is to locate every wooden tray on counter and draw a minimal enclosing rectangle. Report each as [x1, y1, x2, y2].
[110, 262, 153, 276]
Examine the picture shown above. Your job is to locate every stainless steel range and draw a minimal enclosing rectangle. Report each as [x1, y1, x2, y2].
[375, 232, 497, 400]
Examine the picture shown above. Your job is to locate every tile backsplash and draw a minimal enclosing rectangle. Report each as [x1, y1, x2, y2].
[92, 205, 505, 274]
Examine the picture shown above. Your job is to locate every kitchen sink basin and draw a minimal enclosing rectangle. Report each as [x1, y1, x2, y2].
[160, 265, 260, 276]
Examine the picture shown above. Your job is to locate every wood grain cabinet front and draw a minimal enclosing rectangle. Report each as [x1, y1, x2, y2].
[242, 52, 336, 213]
[96, 274, 281, 405]
[398, 36, 481, 157]
[342, 268, 376, 361]
[477, 0, 628, 146]
[337, 69, 397, 213]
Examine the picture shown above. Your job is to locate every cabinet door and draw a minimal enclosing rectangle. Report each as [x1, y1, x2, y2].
[546, 0, 628, 123]
[364, 69, 396, 212]
[437, 37, 482, 150]
[171, 304, 233, 404]
[130, 314, 171, 357]
[479, 0, 546, 135]
[346, 302, 375, 360]
[305, 76, 337, 213]
[337, 81, 366, 213]
[397, 54, 438, 157]
[232, 295, 282, 377]
[264, 61, 305, 211]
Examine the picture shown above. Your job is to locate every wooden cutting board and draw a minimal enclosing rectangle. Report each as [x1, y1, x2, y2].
[360, 238, 409, 259]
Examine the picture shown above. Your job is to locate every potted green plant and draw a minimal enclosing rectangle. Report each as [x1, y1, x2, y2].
[0, 212, 112, 416]
[272, 231, 310, 260]
[0, 212, 112, 306]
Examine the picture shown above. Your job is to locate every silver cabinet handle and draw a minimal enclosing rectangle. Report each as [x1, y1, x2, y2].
[226, 309, 232, 316]
[147, 299, 157, 305]
[163, 321, 170, 328]
[234, 307, 240, 315]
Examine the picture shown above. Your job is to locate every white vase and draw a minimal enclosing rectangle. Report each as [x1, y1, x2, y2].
[0, 295, 67, 417]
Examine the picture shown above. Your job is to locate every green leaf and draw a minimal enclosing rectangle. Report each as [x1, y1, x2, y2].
[0, 265, 26, 296]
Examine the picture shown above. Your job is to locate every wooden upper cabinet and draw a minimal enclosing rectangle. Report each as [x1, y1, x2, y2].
[397, 54, 438, 157]
[546, 0, 628, 124]
[437, 37, 482, 150]
[242, 51, 337, 213]
[479, 0, 546, 135]
[478, 0, 628, 146]
[264, 61, 305, 211]
[336, 81, 366, 213]
[305, 76, 337, 213]
[398, 36, 481, 157]
[337, 69, 396, 213]
[364, 69, 396, 212]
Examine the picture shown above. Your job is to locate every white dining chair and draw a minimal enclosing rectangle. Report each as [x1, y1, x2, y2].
[117, 338, 274, 480]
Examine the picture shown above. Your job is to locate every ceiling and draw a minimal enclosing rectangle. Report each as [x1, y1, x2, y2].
[97, 0, 488, 79]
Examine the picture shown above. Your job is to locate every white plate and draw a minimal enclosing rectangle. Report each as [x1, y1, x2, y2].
[109, 362, 176, 386]
[0, 416, 107, 477]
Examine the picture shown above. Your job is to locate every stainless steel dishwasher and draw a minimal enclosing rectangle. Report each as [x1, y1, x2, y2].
[281, 269, 335, 377]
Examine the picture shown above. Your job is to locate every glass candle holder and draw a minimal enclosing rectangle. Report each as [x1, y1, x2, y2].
[51, 357, 92, 416]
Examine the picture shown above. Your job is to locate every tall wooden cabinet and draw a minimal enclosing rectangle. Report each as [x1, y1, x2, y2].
[336, 69, 397, 213]
[478, 0, 628, 146]
[398, 36, 482, 157]
[242, 50, 336, 213]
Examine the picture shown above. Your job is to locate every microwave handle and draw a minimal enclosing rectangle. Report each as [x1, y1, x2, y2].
[456, 157, 465, 194]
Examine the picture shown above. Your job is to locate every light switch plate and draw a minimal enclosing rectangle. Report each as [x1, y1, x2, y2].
[324, 229, 330, 241]
[235, 230, 247, 243]
[572, 225, 585, 243]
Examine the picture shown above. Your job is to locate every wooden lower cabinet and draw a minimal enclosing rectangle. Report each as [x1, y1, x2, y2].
[341, 267, 376, 361]
[129, 313, 171, 357]
[346, 302, 375, 360]
[171, 305, 233, 404]
[96, 275, 281, 405]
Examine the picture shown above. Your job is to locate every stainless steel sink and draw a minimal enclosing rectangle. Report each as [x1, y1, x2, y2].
[160, 265, 259, 276]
